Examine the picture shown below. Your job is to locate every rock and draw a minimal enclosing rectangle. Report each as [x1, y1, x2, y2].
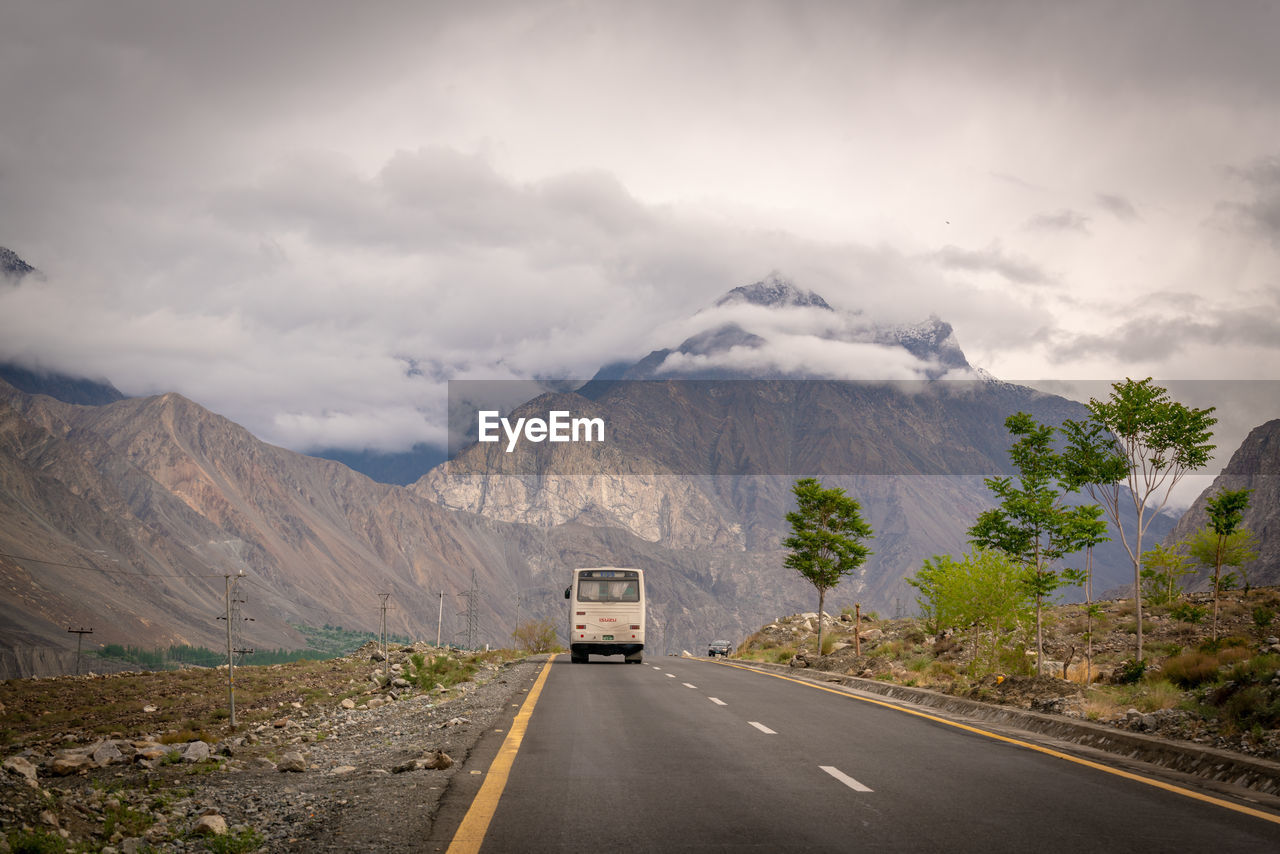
[92, 740, 126, 767]
[392, 678, 411, 689]
[3, 755, 38, 782]
[181, 741, 211, 763]
[278, 751, 307, 772]
[39, 809, 59, 828]
[339, 698, 356, 710]
[329, 765, 357, 775]
[50, 753, 95, 776]
[858, 629, 883, 643]
[425, 750, 453, 770]
[142, 704, 158, 713]
[367, 696, 388, 709]
[192, 814, 227, 837]
[371, 649, 387, 662]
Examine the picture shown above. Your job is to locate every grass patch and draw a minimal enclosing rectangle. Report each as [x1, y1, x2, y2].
[204, 827, 265, 854]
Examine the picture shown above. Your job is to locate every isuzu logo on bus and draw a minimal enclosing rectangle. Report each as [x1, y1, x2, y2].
[599, 617, 617, 622]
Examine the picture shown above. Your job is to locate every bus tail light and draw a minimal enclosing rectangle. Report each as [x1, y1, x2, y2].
[630, 625, 640, 630]
[576, 611, 586, 616]
[575, 625, 586, 630]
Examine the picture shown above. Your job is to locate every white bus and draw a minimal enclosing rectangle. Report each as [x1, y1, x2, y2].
[565, 567, 645, 664]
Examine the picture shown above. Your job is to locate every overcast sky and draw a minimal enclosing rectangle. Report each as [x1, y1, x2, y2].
[1, 1, 1277, 500]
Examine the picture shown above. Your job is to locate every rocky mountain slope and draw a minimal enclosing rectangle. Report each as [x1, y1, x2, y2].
[1163, 418, 1279, 587]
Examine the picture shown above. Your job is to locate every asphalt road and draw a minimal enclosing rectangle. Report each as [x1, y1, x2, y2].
[444, 655, 1280, 853]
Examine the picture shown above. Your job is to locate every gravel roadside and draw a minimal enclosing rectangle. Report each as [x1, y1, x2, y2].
[1, 656, 549, 853]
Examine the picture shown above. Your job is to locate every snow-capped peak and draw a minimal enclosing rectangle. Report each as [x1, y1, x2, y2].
[713, 272, 832, 311]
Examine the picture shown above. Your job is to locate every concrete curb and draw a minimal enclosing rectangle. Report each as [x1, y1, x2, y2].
[729, 658, 1280, 797]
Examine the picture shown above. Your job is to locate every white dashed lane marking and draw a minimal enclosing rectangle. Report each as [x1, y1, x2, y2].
[748, 721, 776, 734]
[821, 765, 873, 792]
[682, 682, 697, 689]
[665, 673, 676, 678]
[708, 697, 727, 706]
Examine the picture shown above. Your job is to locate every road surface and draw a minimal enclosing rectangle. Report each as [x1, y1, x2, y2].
[433, 655, 1280, 852]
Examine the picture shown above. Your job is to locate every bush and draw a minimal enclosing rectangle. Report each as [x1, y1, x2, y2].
[6, 829, 67, 854]
[1161, 651, 1219, 689]
[1169, 602, 1207, 625]
[1113, 659, 1147, 685]
[206, 827, 265, 854]
[511, 619, 560, 654]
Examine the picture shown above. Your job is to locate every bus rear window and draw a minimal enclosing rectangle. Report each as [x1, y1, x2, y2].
[577, 579, 640, 603]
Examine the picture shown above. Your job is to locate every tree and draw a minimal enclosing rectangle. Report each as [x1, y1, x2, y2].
[1062, 378, 1216, 661]
[968, 412, 1105, 674]
[1140, 541, 1194, 608]
[783, 477, 873, 659]
[907, 550, 1032, 676]
[1186, 488, 1259, 638]
[511, 618, 561, 654]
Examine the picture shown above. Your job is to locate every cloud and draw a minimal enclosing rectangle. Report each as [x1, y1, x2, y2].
[1095, 193, 1139, 221]
[1049, 290, 1280, 364]
[1026, 209, 1091, 234]
[932, 244, 1051, 285]
[1219, 155, 1280, 244]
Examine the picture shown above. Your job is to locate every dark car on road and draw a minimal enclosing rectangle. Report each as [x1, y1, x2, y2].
[708, 639, 731, 658]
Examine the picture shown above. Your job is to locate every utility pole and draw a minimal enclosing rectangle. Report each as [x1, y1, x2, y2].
[436, 590, 444, 648]
[220, 571, 253, 729]
[67, 627, 93, 675]
[455, 569, 481, 650]
[377, 593, 391, 663]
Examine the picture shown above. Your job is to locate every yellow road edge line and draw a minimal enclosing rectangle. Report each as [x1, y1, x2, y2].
[446, 654, 558, 854]
[719, 660, 1280, 826]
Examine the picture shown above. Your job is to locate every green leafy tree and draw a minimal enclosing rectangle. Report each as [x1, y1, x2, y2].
[783, 477, 873, 659]
[1186, 488, 1259, 638]
[1062, 377, 1217, 661]
[907, 550, 1032, 676]
[1139, 541, 1194, 608]
[968, 412, 1105, 674]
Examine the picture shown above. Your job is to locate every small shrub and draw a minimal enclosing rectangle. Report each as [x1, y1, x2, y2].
[1113, 659, 1147, 685]
[206, 827, 265, 854]
[1169, 602, 1206, 625]
[1252, 606, 1275, 640]
[1162, 652, 1219, 689]
[6, 828, 67, 854]
[103, 804, 155, 838]
[1198, 636, 1249, 654]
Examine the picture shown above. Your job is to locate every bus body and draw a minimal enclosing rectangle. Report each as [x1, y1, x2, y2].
[565, 567, 645, 664]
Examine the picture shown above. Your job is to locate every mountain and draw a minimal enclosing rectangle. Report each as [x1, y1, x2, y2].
[0, 380, 543, 676]
[418, 275, 1171, 632]
[591, 272, 969, 383]
[0, 271, 1178, 675]
[0, 378, 779, 676]
[0, 248, 127, 407]
[1162, 418, 1280, 588]
[1, 246, 36, 281]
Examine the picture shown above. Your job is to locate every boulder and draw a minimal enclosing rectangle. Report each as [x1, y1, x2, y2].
[192, 814, 228, 837]
[93, 741, 126, 767]
[50, 753, 95, 776]
[278, 751, 307, 772]
[3, 755, 38, 782]
[181, 741, 211, 763]
[425, 750, 453, 770]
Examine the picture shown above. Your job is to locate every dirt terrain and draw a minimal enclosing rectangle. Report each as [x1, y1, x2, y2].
[0, 645, 543, 852]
